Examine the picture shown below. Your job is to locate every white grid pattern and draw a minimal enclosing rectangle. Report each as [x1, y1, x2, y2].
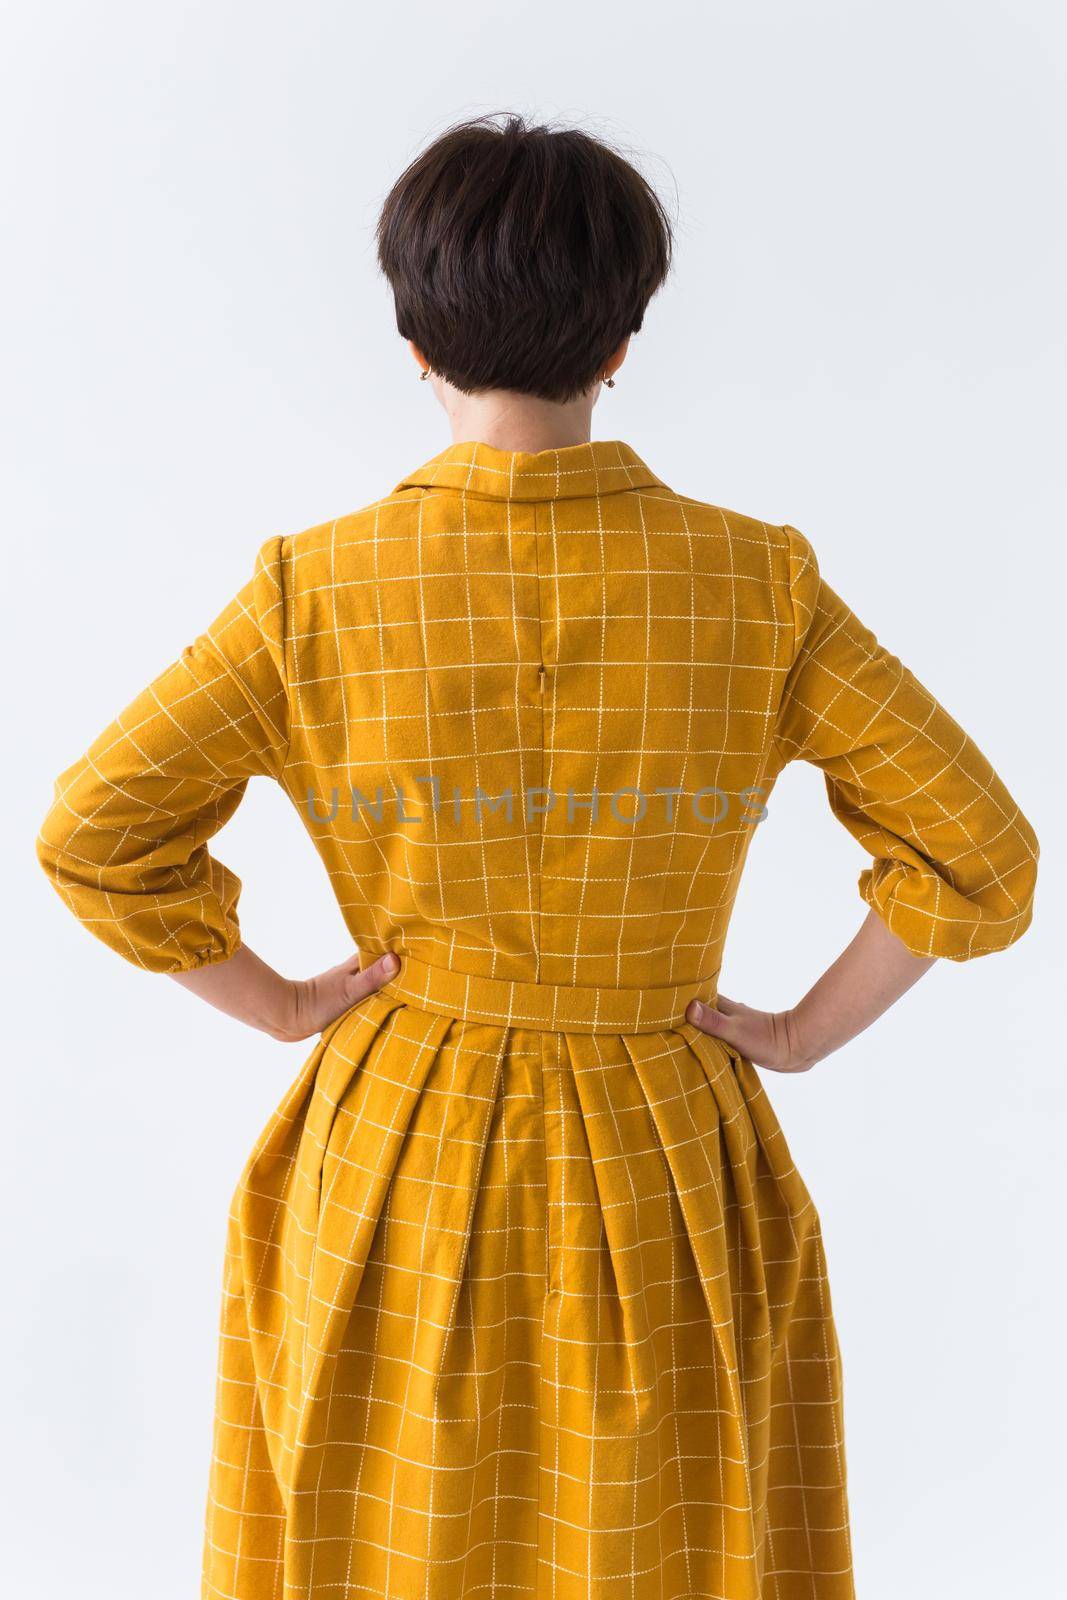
[35, 436, 1038, 1598]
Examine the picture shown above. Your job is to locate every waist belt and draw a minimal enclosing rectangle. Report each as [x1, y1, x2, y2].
[376, 952, 720, 1035]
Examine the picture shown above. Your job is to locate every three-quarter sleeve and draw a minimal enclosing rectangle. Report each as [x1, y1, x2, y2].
[36, 535, 290, 974]
[773, 524, 1038, 961]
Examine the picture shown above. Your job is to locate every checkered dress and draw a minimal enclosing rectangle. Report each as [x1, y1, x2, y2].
[37, 439, 1039, 1599]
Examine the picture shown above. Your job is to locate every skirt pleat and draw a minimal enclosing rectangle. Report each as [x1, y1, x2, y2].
[202, 999, 853, 1600]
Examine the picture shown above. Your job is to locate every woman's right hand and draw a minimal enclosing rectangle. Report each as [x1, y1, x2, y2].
[685, 908, 937, 1075]
[686, 994, 817, 1073]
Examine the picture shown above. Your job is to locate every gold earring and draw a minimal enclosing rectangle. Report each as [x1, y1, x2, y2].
[419, 366, 431, 382]
[603, 373, 616, 388]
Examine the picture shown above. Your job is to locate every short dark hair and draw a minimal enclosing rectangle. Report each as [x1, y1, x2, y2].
[376, 113, 674, 403]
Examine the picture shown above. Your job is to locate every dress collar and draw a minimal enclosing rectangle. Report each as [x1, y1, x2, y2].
[392, 438, 670, 501]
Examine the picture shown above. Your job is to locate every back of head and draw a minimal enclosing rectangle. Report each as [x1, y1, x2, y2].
[376, 112, 674, 403]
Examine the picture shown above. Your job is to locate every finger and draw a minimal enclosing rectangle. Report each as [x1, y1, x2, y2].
[344, 950, 399, 1002]
[315, 951, 398, 1019]
[313, 950, 368, 988]
[324, 946, 387, 982]
[684, 1000, 746, 1052]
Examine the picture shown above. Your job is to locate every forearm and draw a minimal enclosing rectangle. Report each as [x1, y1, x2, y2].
[788, 908, 936, 1068]
[687, 907, 937, 1071]
[169, 942, 296, 1037]
[168, 941, 400, 1042]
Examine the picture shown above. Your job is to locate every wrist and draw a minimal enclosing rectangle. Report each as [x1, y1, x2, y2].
[250, 974, 305, 1041]
[782, 1005, 823, 1072]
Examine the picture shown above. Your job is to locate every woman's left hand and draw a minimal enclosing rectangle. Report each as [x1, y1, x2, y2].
[168, 942, 400, 1040]
[685, 993, 818, 1073]
[273, 950, 401, 1042]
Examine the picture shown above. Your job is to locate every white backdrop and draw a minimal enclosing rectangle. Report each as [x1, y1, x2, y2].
[3, 3, 1064, 1595]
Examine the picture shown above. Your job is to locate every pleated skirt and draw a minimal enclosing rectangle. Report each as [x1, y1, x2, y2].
[201, 956, 854, 1600]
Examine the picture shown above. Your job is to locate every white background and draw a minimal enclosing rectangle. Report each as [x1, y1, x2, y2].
[3, 3, 1064, 1594]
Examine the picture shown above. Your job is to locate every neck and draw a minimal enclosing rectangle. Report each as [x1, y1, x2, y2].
[442, 386, 598, 452]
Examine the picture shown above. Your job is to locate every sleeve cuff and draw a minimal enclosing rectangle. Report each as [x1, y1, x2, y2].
[859, 862, 1036, 962]
[171, 930, 244, 974]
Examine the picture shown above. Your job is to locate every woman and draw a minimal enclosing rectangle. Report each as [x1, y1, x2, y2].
[36, 113, 1038, 1599]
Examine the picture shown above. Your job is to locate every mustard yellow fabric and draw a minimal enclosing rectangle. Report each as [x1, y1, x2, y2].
[37, 438, 1039, 1598]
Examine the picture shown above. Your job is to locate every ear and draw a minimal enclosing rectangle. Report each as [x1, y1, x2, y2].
[604, 334, 631, 380]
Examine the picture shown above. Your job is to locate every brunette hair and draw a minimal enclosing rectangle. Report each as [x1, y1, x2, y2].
[376, 113, 674, 403]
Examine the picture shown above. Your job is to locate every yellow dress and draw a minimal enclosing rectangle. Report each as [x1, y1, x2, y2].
[36, 439, 1038, 1599]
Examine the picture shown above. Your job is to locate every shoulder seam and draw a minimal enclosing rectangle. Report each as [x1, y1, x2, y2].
[771, 523, 813, 762]
[271, 533, 294, 774]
